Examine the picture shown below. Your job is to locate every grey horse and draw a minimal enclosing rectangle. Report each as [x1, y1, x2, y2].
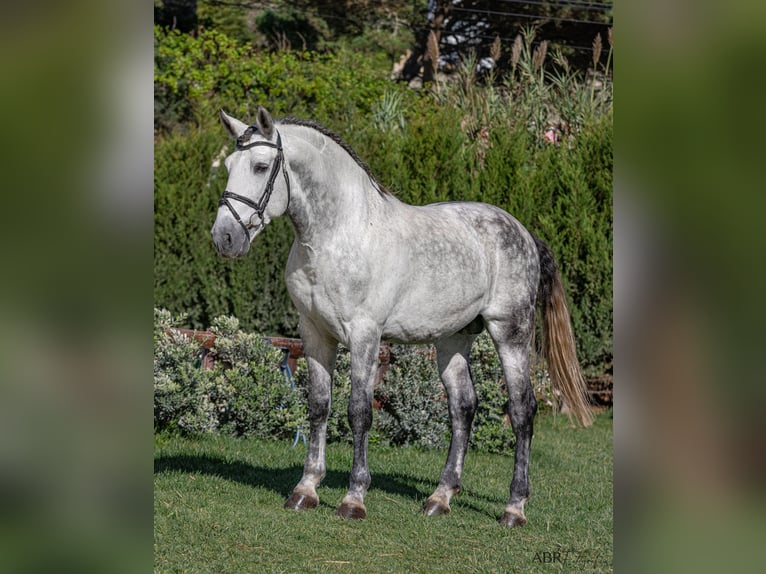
[211, 107, 593, 526]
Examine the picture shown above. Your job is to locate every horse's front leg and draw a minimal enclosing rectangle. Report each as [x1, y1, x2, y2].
[336, 328, 381, 520]
[285, 317, 337, 511]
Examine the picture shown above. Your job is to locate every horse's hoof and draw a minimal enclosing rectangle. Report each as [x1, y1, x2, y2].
[499, 511, 527, 527]
[336, 502, 366, 520]
[284, 491, 318, 511]
[422, 498, 451, 516]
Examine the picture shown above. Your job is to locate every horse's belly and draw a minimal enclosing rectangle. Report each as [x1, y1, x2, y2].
[382, 311, 482, 343]
[382, 286, 485, 343]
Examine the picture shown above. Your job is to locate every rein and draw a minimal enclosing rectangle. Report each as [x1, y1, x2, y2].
[218, 130, 291, 243]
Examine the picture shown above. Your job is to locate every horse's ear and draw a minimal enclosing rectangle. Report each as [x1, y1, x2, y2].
[255, 106, 275, 140]
[220, 109, 248, 140]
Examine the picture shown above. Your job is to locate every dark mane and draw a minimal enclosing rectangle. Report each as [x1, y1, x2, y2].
[279, 117, 390, 197]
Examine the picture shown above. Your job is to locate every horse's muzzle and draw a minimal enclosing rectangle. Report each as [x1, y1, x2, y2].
[211, 220, 250, 258]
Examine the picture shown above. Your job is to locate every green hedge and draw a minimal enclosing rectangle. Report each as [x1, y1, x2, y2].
[154, 26, 612, 375]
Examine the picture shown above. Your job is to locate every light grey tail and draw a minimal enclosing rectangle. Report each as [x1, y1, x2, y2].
[535, 238, 593, 426]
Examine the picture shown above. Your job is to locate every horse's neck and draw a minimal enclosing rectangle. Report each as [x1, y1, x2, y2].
[283, 127, 378, 242]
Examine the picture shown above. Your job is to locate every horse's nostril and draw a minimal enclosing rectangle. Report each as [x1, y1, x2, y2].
[224, 233, 232, 246]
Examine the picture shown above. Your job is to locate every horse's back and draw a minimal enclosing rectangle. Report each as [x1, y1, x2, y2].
[379, 200, 539, 342]
[421, 201, 535, 253]
[413, 201, 538, 280]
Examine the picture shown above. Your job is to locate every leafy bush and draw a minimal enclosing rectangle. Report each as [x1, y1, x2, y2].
[325, 348, 356, 444]
[155, 309, 560, 452]
[154, 308, 306, 438]
[376, 346, 450, 450]
[154, 309, 215, 433]
[468, 334, 516, 453]
[374, 333, 556, 454]
[154, 25, 390, 133]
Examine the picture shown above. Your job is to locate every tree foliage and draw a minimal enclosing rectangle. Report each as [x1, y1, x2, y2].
[406, 0, 614, 76]
[154, 0, 612, 76]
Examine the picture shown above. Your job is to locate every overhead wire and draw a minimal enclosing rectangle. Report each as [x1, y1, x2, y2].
[488, 0, 612, 11]
[438, 29, 608, 54]
[450, 6, 611, 26]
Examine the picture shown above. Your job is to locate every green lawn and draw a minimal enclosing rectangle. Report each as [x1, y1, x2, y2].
[154, 412, 612, 573]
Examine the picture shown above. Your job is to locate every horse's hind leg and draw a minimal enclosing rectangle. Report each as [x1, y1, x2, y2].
[423, 333, 478, 516]
[285, 317, 337, 511]
[486, 312, 537, 527]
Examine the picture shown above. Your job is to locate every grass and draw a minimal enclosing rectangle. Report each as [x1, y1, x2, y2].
[154, 411, 612, 573]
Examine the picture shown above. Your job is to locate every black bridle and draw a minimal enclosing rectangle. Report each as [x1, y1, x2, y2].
[218, 130, 291, 242]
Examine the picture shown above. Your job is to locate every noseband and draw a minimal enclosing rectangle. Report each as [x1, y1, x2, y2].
[218, 130, 291, 242]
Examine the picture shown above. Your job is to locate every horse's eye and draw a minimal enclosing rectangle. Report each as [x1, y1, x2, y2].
[253, 163, 268, 174]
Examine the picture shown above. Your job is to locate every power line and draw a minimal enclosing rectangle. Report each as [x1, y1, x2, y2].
[488, 0, 612, 11]
[450, 6, 611, 26]
[197, 1, 611, 28]
[424, 26, 607, 54]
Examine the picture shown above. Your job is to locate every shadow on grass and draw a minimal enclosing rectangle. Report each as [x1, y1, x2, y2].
[154, 454, 300, 497]
[154, 454, 423, 502]
[154, 453, 502, 519]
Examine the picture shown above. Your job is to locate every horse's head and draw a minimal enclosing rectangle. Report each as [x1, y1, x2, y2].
[211, 107, 291, 258]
